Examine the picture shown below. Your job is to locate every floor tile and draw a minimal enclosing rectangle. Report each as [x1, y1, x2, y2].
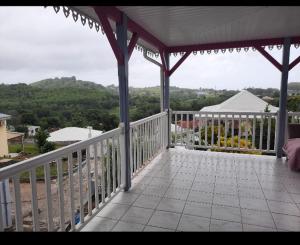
[81, 217, 117, 231]
[263, 190, 293, 203]
[157, 197, 186, 213]
[210, 219, 242, 231]
[96, 203, 130, 220]
[272, 213, 300, 231]
[191, 181, 215, 192]
[214, 184, 238, 196]
[291, 193, 300, 204]
[143, 225, 174, 232]
[133, 194, 162, 209]
[239, 197, 269, 211]
[183, 201, 212, 218]
[177, 214, 210, 231]
[142, 185, 168, 197]
[241, 208, 276, 228]
[187, 190, 213, 204]
[112, 221, 144, 231]
[148, 210, 181, 230]
[267, 200, 300, 216]
[211, 205, 241, 223]
[243, 224, 276, 232]
[111, 192, 139, 205]
[164, 187, 189, 200]
[213, 193, 240, 207]
[121, 206, 154, 225]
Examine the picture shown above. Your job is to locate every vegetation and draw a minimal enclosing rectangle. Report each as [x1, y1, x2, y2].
[34, 129, 55, 153]
[8, 143, 39, 156]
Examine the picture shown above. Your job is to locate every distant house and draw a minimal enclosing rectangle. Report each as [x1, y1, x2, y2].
[27, 125, 40, 137]
[0, 113, 11, 157]
[48, 126, 103, 146]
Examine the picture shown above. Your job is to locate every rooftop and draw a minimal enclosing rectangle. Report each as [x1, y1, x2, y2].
[0, 113, 11, 121]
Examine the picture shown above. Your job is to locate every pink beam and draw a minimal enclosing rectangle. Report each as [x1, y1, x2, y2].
[94, 8, 123, 64]
[167, 36, 300, 53]
[289, 55, 300, 71]
[168, 51, 191, 76]
[128, 32, 139, 59]
[93, 6, 167, 51]
[255, 46, 282, 72]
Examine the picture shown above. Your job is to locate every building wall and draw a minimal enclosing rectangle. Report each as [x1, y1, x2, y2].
[0, 120, 9, 157]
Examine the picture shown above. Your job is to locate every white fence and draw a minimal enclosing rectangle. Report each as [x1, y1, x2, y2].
[171, 111, 300, 154]
[0, 112, 168, 232]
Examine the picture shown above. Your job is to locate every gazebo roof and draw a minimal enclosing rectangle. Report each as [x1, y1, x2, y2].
[65, 6, 300, 54]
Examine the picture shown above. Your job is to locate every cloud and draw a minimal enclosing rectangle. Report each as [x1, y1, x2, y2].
[1, 6, 300, 89]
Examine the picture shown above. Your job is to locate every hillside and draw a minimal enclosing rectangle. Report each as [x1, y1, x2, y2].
[288, 82, 300, 92]
[30, 76, 107, 91]
[2, 76, 298, 135]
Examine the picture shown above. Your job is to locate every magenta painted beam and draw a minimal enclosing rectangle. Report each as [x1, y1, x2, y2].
[168, 51, 191, 76]
[93, 6, 167, 51]
[255, 46, 282, 72]
[289, 55, 300, 71]
[167, 36, 300, 53]
[128, 32, 139, 59]
[94, 8, 123, 64]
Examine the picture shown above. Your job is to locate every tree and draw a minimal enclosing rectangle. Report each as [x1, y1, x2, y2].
[35, 129, 52, 153]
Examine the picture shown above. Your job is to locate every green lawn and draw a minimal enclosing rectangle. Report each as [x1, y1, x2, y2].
[9, 143, 39, 156]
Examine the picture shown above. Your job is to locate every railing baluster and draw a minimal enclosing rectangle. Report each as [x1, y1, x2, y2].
[67, 154, 75, 231]
[30, 168, 39, 231]
[100, 141, 106, 203]
[231, 114, 234, 148]
[198, 114, 202, 147]
[56, 159, 65, 231]
[274, 114, 278, 151]
[259, 116, 263, 150]
[86, 147, 92, 216]
[267, 115, 271, 152]
[44, 163, 54, 231]
[174, 113, 177, 145]
[224, 114, 228, 148]
[238, 114, 241, 149]
[181, 113, 183, 145]
[211, 114, 214, 147]
[106, 138, 111, 198]
[205, 113, 208, 147]
[13, 175, 23, 231]
[192, 112, 195, 148]
[252, 115, 256, 149]
[217, 113, 221, 147]
[130, 128, 133, 176]
[93, 144, 100, 207]
[111, 138, 116, 193]
[77, 150, 84, 224]
[117, 136, 121, 188]
[245, 115, 249, 149]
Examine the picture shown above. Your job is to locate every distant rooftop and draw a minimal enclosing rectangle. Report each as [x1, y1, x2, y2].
[48, 127, 103, 143]
[0, 113, 11, 121]
[200, 90, 278, 113]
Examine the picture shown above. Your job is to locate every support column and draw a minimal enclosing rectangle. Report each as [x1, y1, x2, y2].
[163, 52, 171, 147]
[116, 13, 131, 190]
[276, 37, 291, 158]
[160, 68, 164, 112]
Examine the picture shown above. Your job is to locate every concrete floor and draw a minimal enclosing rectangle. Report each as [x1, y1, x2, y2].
[81, 148, 300, 232]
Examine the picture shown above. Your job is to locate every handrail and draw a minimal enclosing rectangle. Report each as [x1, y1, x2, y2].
[0, 127, 121, 180]
[130, 111, 167, 127]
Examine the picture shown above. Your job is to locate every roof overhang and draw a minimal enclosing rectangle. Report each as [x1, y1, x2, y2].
[53, 6, 300, 55]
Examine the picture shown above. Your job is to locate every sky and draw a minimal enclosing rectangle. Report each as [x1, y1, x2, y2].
[1, 6, 300, 90]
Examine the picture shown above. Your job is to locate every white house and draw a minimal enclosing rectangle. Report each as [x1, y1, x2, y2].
[27, 125, 40, 137]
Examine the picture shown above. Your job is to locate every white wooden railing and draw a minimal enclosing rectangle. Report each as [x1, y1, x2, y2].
[130, 112, 168, 176]
[171, 110, 300, 154]
[0, 112, 168, 232]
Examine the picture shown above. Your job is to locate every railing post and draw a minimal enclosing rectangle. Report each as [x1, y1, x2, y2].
[276, 37, 291, 158]
[116, 13, 131, 190]
[168, 109, 172, 148]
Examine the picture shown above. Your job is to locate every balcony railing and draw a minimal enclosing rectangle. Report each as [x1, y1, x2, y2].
[0, 112, 168, 232]
[171, 110, 300, 154]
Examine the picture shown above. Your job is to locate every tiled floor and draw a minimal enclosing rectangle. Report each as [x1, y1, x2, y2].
[81, 148, 300, 232]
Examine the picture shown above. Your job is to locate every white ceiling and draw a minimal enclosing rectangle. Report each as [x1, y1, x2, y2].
[73, 6, 300, 53]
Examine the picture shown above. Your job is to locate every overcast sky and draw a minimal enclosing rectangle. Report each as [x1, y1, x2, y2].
[1, 6, 300, 90]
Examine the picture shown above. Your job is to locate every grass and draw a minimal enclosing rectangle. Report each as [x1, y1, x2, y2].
[9, 143, 39, 156]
